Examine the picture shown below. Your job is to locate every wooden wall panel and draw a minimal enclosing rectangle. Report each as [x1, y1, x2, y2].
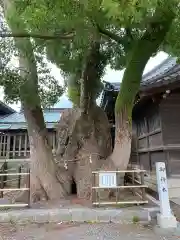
[138, 138, 147, 149]
[132, 100, 163, 173]
[149, 133, 162, 148]
[150, 151, 166, 174]
[139, 153, 150, 171]
[160, 93, 180, 145]
[168, 150, 180, 175]
[130, 152, 138, 165]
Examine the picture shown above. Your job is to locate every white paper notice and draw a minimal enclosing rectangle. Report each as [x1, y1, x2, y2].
[99, 172, 117, 188]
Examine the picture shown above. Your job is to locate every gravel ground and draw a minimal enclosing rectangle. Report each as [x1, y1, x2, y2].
[0, 223, 178, 240]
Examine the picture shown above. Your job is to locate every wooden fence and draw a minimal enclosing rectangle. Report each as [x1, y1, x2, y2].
[92, 169, 148, 206]
[0, 159, 30, 208]
[0, 160, 148, 208]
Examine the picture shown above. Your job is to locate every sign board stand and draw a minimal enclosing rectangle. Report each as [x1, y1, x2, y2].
[156, 162, 177, 229]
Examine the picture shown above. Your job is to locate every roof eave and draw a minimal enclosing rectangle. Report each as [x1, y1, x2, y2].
[140, 76, 180, 97]
[0, 101, 16, 114]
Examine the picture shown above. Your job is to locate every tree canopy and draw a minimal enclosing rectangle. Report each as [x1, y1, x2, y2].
[0, 0, 179, 106]
[0, 4, 64, 107]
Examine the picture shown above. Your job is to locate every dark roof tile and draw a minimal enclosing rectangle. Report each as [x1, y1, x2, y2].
[141, 57, 180, 90]
[105, 56, 180, 92]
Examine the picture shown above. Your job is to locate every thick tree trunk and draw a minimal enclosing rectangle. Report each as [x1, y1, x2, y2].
[80, 41, 102, 112]
[56, 105, 112, 199]
[55, 38, 112, 200]
[23, 105, 69, 202]
[111, 109, 131, 170]
[74, 105, 112, 199]
[111, 6, 175, 170]
[2, 0, 67, 202]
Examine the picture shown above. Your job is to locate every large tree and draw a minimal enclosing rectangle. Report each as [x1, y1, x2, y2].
[22, 0, 177, 159]
[0, 0, 178, 200]
[0, 0, 70, 201]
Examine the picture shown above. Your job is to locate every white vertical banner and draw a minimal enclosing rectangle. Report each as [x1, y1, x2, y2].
[99, 172, 117, 188]
[156, 162, 171, 217]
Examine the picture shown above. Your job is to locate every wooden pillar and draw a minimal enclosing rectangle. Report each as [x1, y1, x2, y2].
[0, 162, 7, 198]
[6, 134, 10, 159]
[135, 123, 140, 169]
[24, 133, 27, 157]
[140, 171, 146, 201]
[0, 167, 4, 198]
[52, 132, 56, 150]
[0, 134, 2, 157]
[27, 168, 31, 207]
[18, 166, 21, 188]
[132, 171, 135, 195]
[92, 173, 96, 206]
[13, 135, 16, 158]
[18, 135, 22, 157]
[2, 135, 5, 157]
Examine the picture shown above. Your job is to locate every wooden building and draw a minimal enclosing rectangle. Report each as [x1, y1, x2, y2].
[0, 97, 72, 188]
[100, 56, 180, 199]
[0, 96, 72, 160]
[0, 109, 61, 160]
[0, 101, 16, 159]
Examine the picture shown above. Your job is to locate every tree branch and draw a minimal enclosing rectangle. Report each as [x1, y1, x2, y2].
[97, 25, 125, 45]
[0, 31, 75, 40]
[125, 28, 133, 41]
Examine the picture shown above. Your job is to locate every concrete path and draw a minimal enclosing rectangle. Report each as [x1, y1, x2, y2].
[0, 223, 178, 240]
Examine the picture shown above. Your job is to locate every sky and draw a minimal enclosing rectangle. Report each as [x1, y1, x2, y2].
[0, 51, 169, 111]
[103, 51, 168, 82]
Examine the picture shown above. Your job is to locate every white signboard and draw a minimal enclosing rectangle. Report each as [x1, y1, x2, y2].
[156, 162, 171, 217]
[99, 172, 117, 188]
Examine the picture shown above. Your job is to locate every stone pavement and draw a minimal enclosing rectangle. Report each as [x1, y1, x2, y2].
[0, 223, 179, 240]
[171, 198, 180, 221]
[0, 207, 150, 224]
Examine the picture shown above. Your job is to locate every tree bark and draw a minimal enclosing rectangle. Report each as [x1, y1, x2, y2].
[80, 41, 102, 112]
[75, 40, 112, 199]
[24, 106, 68, 201]
[111, 6, 175, 170]
[2, 0, 67, 202]
[54, 38, 112, 200]
[56, 104, 112, 199]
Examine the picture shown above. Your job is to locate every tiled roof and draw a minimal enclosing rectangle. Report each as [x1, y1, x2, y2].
[0, 109, 61, 130]
[103, 81, 120, 91]
[142, 57, 177, 82]
[99, 56, 180, 108]
[0, 101, 16, 115]
[141, 56, 179, 90]
[0, 95, 73, 130]
[103, 56, 179, 92]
